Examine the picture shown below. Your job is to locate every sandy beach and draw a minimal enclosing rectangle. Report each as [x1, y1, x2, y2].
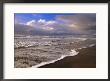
[40, 46, 96, 68]
[14, 13, 96, 68]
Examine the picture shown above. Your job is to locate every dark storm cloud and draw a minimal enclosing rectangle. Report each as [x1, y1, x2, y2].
[56, 13, 96, 34]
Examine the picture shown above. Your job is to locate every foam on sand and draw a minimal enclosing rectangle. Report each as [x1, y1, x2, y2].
[89, 44, 95, 47]
[31, 49, 79, 68]
[78, 44, 95, 50]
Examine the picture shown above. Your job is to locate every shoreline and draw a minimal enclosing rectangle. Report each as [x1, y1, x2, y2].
[31, 49, 79, 68]
[39, 46, 96, 68]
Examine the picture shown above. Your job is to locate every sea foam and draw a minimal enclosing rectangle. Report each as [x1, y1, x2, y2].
[31, 49, 79, 68]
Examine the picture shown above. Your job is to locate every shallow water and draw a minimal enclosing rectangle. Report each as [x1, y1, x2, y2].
[14, 36, 96, 68]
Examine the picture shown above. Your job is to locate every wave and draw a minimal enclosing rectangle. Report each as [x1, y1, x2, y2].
[14, 41, 52, 48]
[26, 44, 95, 68]
[89, 44, 95, 47]
[30, 49, 79, 68]
[78, 44, 95, 50]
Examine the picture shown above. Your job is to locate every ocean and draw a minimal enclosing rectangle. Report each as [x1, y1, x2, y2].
[14, 35, 96, 68]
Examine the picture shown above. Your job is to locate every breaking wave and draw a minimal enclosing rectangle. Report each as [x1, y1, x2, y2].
[30, 44, 95, 68]
[31, 49, 79, 68]
[14, 36, 96, 68]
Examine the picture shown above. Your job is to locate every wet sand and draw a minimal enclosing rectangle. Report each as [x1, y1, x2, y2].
[40, 46, 96, 68]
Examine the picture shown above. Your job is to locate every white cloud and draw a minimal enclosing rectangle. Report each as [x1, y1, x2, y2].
[46, 21, 56, 25]
[26, 20, 36, 26]
[25, 19, 56, 31]
[38, 19, 46, 23]
[38, 19, 56, 25]
[42, 27, 54, 31]
[15, 14, 96, 35]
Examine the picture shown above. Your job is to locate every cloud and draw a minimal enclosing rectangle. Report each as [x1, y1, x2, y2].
[46, 21, 56, 25]
[56, 14, 96, 34]
[42, 27, 54, 31]
[15, 19, 56, 35]
[38, 19, 46, 23]
[26, 19, 56, 26]
[25, 19, 56, 31]
[15, 14, 96, 36]
[57, 14, 95, 25]
[37, 19, 56, 25]
[26, 20, 36, 26]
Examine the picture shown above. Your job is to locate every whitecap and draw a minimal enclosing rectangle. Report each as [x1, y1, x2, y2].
[30, 49, 79, 68]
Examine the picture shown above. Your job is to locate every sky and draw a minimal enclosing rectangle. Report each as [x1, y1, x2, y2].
[14, 13, 96, 36]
